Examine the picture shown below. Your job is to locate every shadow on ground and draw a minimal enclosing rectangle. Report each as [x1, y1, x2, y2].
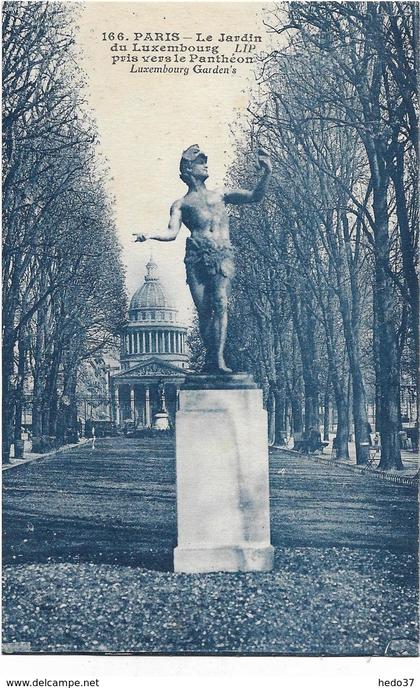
[3, 438, 177, 571]
[3, 437, 418, 573]
[2, 437, 418, 655]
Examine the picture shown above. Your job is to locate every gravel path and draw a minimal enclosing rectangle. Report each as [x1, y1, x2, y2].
[2, 437, 418, 655]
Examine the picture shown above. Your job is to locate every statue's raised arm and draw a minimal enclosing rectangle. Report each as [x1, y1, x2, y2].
[224, 148, 272, 205]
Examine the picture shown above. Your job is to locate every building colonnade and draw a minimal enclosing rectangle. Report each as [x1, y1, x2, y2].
[123, 329, 186, 356]
[111, 380, 181, 428]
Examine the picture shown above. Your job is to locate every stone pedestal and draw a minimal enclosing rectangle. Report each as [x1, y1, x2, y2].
[153, 411, 170, 430]
[174, 374, 274, 573]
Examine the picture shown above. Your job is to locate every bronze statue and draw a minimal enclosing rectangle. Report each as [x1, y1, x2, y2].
[134, 145, 272, 374]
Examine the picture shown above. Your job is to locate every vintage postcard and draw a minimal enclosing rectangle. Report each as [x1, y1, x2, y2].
[2, 0, 418, 682]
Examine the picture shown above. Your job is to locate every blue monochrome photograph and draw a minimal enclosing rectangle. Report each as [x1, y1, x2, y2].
[2, 0, 418, 659]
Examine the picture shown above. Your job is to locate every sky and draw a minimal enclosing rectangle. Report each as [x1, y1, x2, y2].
[76, 1, 269, 323]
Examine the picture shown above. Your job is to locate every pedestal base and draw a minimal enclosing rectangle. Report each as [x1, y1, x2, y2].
[153, 411, 170, 430]
[174, 379, 273, 574]
[174, 544, 274, 574]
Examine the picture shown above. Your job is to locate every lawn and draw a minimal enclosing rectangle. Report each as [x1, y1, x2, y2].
[2, 437, 418, 655]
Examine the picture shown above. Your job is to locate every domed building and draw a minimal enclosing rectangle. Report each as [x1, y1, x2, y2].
[110, 258, 189, 429]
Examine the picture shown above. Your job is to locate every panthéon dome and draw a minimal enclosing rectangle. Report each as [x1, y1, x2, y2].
[120, 258, 188, 371]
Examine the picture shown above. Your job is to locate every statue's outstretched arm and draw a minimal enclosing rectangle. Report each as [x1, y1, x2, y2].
[133, 201, 183, 242]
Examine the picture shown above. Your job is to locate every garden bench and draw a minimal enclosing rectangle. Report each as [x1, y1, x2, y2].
[366, 444, 380, 468]
[294, 438, 329, 454]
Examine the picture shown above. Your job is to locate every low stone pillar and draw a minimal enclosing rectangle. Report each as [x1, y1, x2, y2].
[153, 383, 170, 430]
[174, 373, 274, 573]
[130, 385, 136, 422]
[145, 387, 151, 427]
[115, 386, 121, 426]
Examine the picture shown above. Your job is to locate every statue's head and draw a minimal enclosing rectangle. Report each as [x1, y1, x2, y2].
[180, 145, 208, 186]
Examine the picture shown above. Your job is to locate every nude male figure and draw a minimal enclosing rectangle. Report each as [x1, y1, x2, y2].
[134, 145, 272, 374]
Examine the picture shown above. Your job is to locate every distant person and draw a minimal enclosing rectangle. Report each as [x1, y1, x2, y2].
[91, 426, 96, 450]
[413, 424, 418, 452]
[309, 427, 321, 453]
[398, 430, 408, 450]
[366, 422, 373, 446]
[84, 418, 92, 438]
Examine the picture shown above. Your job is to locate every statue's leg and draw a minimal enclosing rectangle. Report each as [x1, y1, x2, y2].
[212, 274, 231, 373]
[187, 267, 214, 369]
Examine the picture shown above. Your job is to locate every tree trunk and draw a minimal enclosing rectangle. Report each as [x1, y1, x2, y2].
[323, 376, 330, 441]
[372, 179, 404, 470]
[267, 386, 276, 446]
[352, 366, 370, 465]
[2, 330, 15, 463]
[274, 387, 287, 445]
[391, 147, 419, 428]
[31, 306, 46, 450]
[302, 299, 319, 433]
[68, 375, 79, 443]
[304, 382, 319, 434]
[321, 273, 349, 459]
[288, 288, 319, 434]
[373, 288, 382, 433]
[336, 292, 370, 464]
[57, 366, 79, 445]
[13, 332, 26, 458]
[290, 393, 303, 438]
[392, 146, 419, 362]
[45, 346, 60, 436]
[334, 390, 349, 460]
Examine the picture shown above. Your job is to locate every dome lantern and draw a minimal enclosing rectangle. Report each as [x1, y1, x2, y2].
[145, 256, 158, 282]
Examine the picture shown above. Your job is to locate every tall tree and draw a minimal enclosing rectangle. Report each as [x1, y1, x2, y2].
[2, 2, 126, 461]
